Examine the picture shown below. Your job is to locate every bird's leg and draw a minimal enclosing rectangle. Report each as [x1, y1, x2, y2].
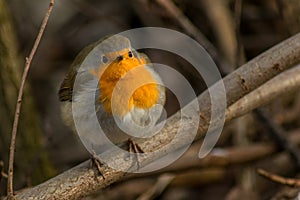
[127, 138, 144, 169]
[90, 150, 105, 179]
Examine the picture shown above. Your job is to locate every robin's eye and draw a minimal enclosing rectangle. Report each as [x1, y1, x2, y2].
[102, 55, 108, 63]
[128, 51, 133, 58]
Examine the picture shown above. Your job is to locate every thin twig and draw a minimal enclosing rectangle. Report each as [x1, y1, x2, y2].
[254, 108, 300, 169]
[0, 160, 8, 181]
[155, 0, 213, 51]
[201, 0, 237, 69]
[7, 0, 54, 198]
[154, 0, 228, 70]
[0, 161, 8, 197]
[234, 0, 246, 67]
[275, 92, 300, 124]
[257, 168, 300, 187]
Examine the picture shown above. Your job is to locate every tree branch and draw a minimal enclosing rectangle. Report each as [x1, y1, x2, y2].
[226, 64, 300, 122]
[124, 128, 300, 181]
[257, 168, 300, 187]
[8, 31, 300, 199]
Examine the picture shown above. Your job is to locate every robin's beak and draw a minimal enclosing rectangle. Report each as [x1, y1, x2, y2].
[116, 55, 124, 62]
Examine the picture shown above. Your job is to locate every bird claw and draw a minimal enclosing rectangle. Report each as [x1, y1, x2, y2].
[90, 150, 105, 179]
[127, 138, 144, 169]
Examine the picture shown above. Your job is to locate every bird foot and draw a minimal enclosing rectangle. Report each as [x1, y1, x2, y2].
[127, 138, 144, 169]
[90, 150, 105, 179]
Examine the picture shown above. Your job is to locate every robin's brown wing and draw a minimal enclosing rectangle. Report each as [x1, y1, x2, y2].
[58, 41, 103, 102]
[138, 52, 151, 66]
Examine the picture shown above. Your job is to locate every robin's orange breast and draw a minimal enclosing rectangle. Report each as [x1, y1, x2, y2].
[90, 49, 160, 116]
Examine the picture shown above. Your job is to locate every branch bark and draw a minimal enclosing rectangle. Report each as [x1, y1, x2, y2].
[226, 64, 300, 122]
[11, 32, 300, 199]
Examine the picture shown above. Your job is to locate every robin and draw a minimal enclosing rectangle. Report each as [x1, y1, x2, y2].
[58, 35, 166, 171]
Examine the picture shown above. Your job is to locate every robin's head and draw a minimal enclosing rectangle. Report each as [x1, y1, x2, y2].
[90, 35, 161, 116]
